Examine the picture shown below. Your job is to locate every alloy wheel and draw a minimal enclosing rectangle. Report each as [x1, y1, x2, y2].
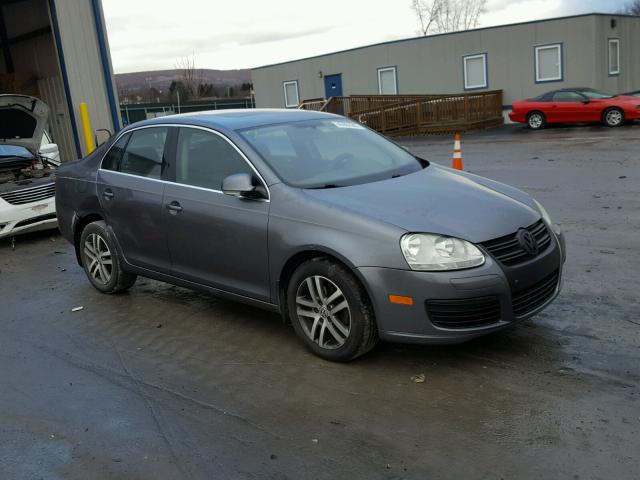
[84, 233, 113, 285]
[529, 113, 543, 129]
[295, 275, 351, 349]
[605, 109, 623, 126]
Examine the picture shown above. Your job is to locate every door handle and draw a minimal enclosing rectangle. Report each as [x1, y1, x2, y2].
[166, 201, 183, 214]
[103, 189, 114, 200]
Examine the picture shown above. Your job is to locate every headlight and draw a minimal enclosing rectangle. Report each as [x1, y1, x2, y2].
[533, 199, 561, 235]
[400, 233, 485, 271]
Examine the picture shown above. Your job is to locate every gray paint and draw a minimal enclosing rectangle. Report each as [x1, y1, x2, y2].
[252, 14, 640, 108]
[55, 110, 565, 345]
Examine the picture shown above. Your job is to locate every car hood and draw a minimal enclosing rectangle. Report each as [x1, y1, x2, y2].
[0, 94, 49, 154]
[303, 164, 540, 243]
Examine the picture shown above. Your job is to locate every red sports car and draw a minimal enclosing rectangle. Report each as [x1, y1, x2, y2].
[509, 88, 640, 129]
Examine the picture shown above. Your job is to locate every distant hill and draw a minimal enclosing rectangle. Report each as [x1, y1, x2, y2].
[115, 69, 252, 92]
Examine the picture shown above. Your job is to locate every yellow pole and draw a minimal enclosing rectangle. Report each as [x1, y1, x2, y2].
[79, 102, 95, 154]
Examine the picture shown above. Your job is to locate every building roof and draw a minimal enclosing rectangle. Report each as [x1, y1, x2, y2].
[252, 12, 638, 71]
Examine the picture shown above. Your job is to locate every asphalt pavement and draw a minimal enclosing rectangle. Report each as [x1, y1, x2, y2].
[1, 123, 638, 480]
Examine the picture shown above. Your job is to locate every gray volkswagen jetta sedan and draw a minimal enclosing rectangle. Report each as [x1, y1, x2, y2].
[56, 109, 565, 361]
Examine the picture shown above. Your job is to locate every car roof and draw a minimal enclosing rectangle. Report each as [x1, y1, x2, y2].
[126, 109, 339, 132]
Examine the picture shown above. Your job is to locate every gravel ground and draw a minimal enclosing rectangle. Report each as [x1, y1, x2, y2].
[1, 123, 638, 480]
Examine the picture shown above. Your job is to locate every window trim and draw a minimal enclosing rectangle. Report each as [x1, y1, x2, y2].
[608, 38, 620, 76]
[462, 53, 488, 90]
[283, 80, 300, 108]
[377, 66, 398, 95]
[534, 43, 563, 84]
[99, 124, 270, 201]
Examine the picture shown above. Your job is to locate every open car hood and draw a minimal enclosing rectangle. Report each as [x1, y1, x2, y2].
[0, 94, 49, 154]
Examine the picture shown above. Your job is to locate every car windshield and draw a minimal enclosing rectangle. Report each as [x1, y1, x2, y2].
[0, 145, 33, 158]
[580, 89, 615, 99]
[238, 118, 424, 188]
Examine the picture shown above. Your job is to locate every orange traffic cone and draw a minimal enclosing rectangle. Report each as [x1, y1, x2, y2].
[452, 133, 463, 170]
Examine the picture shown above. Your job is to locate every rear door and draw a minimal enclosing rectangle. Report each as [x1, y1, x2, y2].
[163, 126, 271, 301]
[97, 126, 172, 272]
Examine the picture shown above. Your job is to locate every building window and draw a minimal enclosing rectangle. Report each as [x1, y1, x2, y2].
[608, 39, 620, 75]
[463, 53, 487, 90]
[535, 44, 563, 83]
[377, 67, 397, 95]
[283, 80, 299, 108]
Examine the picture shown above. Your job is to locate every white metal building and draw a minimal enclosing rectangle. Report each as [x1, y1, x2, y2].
[0, 0, 120, 160]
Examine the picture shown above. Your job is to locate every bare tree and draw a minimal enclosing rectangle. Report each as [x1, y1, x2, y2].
[411, 0, 442, 35]
[622, 0, 640, 15]
[175, 53, 202, 100]
[411, 0, 487, 35]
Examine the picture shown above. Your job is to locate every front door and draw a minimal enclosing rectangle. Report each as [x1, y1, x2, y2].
[324, 74, 343, 98]
[549, 91, 590, 122]
[97, 126, 172, 273]
[163, 126, 271, 302]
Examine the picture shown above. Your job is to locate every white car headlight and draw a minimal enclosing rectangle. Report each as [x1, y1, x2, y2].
[533, 199, 561, 235]
[400, 233, 485, 271]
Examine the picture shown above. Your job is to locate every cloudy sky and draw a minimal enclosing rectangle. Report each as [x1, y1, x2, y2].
[102, 0, 629, 73]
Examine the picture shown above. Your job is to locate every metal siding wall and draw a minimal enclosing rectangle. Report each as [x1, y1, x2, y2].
[52, 0, 117, 156]
[37, 76, 76, 160]
[595, 16, 640, 93]
[253, 15, 638, 108]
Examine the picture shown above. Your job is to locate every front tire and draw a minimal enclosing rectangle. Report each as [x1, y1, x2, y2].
[79, 220, 137, 294]
[287, 258, 378, 362]
[603, 108, 624, 127]
[527, 111, 546, 130]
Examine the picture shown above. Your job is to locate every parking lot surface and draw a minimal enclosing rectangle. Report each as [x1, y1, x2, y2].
[1, 124, 638, 480]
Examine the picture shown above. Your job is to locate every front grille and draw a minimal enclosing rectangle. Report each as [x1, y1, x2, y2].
[512, 270, 559, 317]
[0, 183, 55, 205]
[426, 296, 501, 329]
[481, 220, 552, 266]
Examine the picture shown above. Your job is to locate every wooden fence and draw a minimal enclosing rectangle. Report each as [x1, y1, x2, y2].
[298, 91, 504, 136]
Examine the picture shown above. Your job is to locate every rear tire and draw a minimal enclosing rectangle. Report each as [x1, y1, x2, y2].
[603, 108, 624, 127]
[527, 111, 546, 130]
[79, 220, 137, 294]
[287, 258, 378, 362]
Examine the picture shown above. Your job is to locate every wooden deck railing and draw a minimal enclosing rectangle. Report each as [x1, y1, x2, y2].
[298, 91, 504, 136]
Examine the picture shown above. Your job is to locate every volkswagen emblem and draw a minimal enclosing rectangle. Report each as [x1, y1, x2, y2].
[516, 229, 539, 255]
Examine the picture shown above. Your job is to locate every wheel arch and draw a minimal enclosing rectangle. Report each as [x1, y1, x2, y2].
[602, 106, 624, 123]
[276, 248, 376, 324]
[72, 213, 105, 265]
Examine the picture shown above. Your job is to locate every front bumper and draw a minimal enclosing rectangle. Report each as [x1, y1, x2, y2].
[357, 231, 565, 345]
[0, 198, 58, 238]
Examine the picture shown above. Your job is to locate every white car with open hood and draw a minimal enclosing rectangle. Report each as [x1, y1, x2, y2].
[0, 94, 61, 239]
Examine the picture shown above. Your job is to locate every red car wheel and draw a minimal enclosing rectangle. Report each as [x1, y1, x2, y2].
[527, 112, 546, 130]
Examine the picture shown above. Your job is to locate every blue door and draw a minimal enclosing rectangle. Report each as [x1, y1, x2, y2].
[324, 74, 343, 98]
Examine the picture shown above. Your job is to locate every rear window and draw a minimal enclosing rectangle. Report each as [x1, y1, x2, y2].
[101, 127, 168, 180]
[120, 128, 168, 179]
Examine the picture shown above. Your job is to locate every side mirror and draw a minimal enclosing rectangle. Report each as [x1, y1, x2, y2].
[222, 173, 257, 197]
[40, 143, 59, 155]
[581, 99, 590, 104]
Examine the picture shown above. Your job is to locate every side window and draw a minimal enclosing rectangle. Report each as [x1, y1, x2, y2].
[176, 128, 253, 190]
[120, 127, 168, 179]
[552, 91, 584, 102]
[101, 132, 131, 171]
